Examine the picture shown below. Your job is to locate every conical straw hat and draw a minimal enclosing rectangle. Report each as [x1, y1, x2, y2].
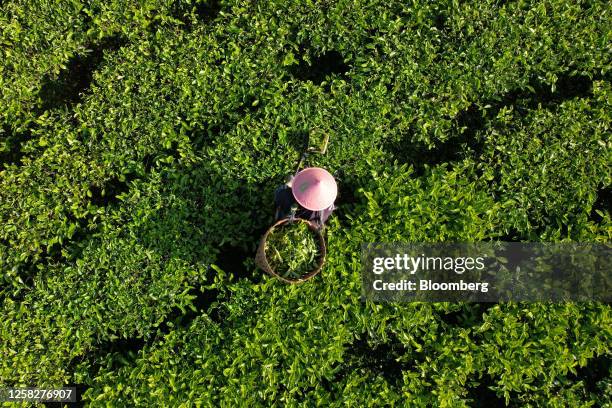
[292, 167, 337, 211]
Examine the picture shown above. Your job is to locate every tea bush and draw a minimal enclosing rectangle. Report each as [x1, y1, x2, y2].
[1, 0, 610, 406]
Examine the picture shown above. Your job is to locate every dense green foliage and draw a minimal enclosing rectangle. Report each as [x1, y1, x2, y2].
[1, 0, 610, 406]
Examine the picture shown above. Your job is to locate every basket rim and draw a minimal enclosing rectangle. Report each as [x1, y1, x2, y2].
[256, 217, 326, 284]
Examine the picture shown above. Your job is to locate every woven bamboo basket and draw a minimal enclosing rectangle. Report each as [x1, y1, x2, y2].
[255, 218, 326, 284]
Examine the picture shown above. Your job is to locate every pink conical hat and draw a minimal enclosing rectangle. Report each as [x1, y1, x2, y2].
[292, 167, 337, 211]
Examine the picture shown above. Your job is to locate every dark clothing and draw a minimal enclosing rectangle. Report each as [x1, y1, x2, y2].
[274, 184, 333, 227]
[274, 185, 298, 219]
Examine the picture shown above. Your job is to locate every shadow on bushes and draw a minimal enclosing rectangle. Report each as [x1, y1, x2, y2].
[330, 171, 367, 227]
[458, 73, 594, 136]
[124, 156, 273, 285]
[39, 36, 127, 111]
[439, 303, 495, 329]
[589, 186, 611, 223]
[321, 332, 419, 392]
[567, 354, 611, 396]
[156, 285, 222, 336]
[383, 129, 483, 176]
[466, 374, 507, 408]
[387, 73, 597, 178]
[169, 0, 222, 30]
[88, 173, 139, 208]
[288, 46, 350, 86]
[0, 125, 33, 169]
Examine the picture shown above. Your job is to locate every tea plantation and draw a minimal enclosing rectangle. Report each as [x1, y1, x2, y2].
[1, 0, 611, 406]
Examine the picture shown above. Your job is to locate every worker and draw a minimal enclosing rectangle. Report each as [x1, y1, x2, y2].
[274, 167, 337, 229]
